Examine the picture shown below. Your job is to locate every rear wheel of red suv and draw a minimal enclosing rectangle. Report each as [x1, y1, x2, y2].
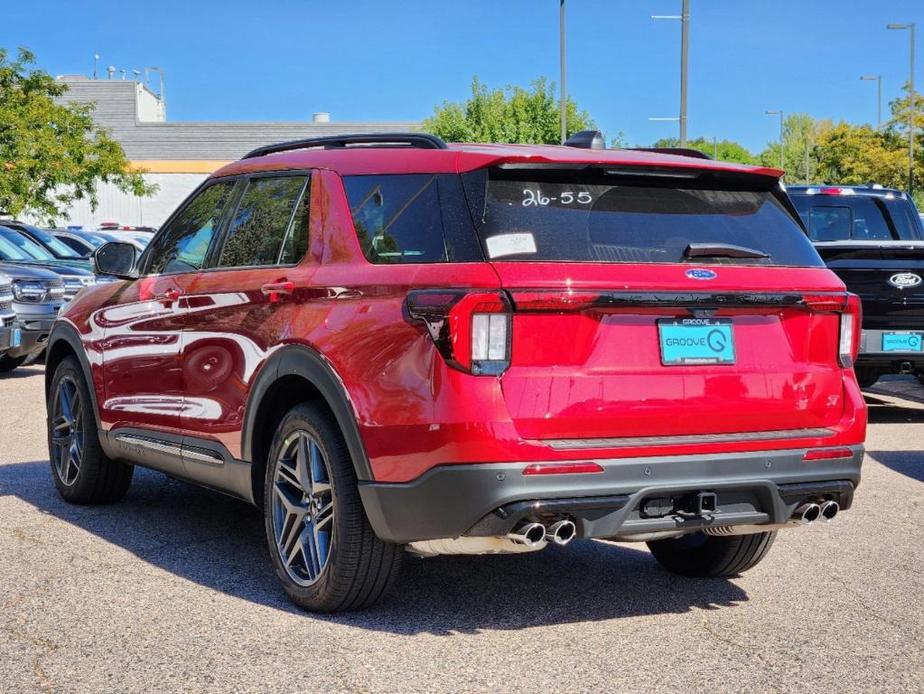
[647, 530, 776, 578]
[263, 402, 401, 612]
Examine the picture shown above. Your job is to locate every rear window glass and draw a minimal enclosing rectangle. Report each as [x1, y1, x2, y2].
[790, 194, 923, 241]
[472, 171, 822, 266]
[343, 174, 482, 264]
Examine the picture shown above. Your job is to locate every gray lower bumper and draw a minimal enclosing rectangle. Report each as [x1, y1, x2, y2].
[6, 314, 55, 359]
[358, 446, 864, 544]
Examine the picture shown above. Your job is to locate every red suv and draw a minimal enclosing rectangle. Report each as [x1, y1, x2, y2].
[44, 133, 866, 612]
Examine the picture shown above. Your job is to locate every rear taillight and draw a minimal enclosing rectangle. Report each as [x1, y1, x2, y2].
[839, 294, 862, 368]
[406, 290, 512, 375]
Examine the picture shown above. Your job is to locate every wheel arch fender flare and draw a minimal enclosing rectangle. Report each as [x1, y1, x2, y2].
[45, 321, 102, 432]
[242, 344, 374, 482]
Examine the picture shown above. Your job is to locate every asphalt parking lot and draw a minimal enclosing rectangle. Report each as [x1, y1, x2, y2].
[0, 367, 922, 693]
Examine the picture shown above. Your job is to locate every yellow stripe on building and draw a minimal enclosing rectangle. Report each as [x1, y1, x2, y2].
[129, 160, 232, 174]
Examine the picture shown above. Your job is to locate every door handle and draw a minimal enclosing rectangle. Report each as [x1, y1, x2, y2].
[153, 288, 182, 306]
[261, 281, 295, 303]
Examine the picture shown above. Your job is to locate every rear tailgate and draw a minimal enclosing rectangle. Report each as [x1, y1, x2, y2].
[470, 165, 852, 444]
[494, 263, 847, 441]
[816, 242, 924, 330]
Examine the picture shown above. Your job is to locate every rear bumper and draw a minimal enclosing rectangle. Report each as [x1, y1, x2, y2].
[358, 445, 864, 544]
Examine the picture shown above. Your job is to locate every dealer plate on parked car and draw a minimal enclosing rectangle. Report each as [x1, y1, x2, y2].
[881, 331, 924, 352]
[658, 318, 736, 365]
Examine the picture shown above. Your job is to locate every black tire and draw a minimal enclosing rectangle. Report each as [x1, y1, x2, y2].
[263, 402, 401, 612]
[0, 354, 26, 373]
[47, 355, 133, 504]
[647, 530, 776, 578]
[855, 367, 880, 389]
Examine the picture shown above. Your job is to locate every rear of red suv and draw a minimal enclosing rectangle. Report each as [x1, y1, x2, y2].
[45, 135, 865, 613]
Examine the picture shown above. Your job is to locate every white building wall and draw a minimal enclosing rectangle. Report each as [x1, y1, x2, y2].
[45, 173, 207, 229]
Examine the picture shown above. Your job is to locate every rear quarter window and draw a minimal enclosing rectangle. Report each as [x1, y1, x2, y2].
[342, 174, 482, 264]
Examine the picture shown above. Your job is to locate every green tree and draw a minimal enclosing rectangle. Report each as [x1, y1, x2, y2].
[651, 136, 756, 164]
[0, 47, 154, 222]
[758, 113, 833, 183]
[423, 76, 595, 144]
[813, 122, 910, 189]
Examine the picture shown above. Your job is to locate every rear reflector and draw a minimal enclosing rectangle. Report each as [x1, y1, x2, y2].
[802, 447, 854, 461]
[522, 462, 605, 475]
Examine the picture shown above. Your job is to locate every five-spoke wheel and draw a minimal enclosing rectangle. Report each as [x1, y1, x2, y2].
[47, 355, 133, 504]
[263, 402, 401, 612]
[271, 430, 335, 586]
[50, 375, 83, 486]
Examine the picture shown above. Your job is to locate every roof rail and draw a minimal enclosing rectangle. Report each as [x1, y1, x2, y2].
[629, 147, 713, 160]
[242, 133, 448, 159]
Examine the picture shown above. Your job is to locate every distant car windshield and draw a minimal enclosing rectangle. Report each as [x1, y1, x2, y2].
[23, 225, 82, 258]
[789, 193, 924, 241]
[0, 233, 34, 261]
[0, 228, 54, 260]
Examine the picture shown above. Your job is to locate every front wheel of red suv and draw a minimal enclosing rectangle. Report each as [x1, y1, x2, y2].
[263, 402, 401, 612]
[47, 355, 134, 504]
[646, 530, 777, 578]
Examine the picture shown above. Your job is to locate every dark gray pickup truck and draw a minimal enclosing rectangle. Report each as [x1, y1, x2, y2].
[787, 184, 924, 387]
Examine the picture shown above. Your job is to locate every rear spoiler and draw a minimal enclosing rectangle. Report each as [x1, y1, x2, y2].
[628, 147, 713, 160]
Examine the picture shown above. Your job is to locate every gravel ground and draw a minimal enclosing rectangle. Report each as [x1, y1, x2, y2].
[0, 365, 922, 693]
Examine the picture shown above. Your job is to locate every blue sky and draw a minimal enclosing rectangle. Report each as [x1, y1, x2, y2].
[3, 0, 922, 152]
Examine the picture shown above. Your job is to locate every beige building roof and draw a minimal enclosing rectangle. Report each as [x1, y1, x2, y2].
[56, 77, 421, 164]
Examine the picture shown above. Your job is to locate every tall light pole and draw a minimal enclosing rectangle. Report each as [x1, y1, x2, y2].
[859, 75, 882, 130]
[887, 23, 916, 193]
[766, 110, 784, 170]
[560, 0, 567, 144]
[652, 0, 690, 147]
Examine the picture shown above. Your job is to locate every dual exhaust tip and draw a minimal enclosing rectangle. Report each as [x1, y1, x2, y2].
[794, 500, 839, 524]
[507, 519, 576, 547]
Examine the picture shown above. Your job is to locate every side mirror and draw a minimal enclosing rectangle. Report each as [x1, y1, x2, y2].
[94, 241, 138, 279]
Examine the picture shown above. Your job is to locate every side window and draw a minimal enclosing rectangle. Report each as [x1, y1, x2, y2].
[217, 176, 309, 268]
[343, 174, 448, 263]
[146, 181, 235, 275]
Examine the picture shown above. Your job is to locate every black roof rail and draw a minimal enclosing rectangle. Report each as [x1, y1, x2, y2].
[242, 133, 448, 159]
[629, 147, 713, 160]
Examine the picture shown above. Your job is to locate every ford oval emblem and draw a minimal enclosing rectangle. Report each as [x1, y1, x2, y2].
[686, 268, 717, 281]
[888, 272, 922, 289]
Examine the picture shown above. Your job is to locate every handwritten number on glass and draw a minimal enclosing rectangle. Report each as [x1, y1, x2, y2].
[522, 188, 593, 207]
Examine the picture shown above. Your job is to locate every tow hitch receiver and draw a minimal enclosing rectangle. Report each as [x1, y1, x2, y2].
[642, 492, 718, 518]
[676, 491, 718, 516]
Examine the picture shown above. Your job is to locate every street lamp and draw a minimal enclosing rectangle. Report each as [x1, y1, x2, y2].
[859, 75, 882, 130]
[560, 0, 567, 144]
[766, 110, 784, 170]
[652, 0, 690, 147]
[887, 22, 916, 193]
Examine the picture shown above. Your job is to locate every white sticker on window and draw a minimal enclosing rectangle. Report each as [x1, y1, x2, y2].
[485, 233, 537, 259]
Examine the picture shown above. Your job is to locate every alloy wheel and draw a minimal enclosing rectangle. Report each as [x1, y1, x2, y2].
[271, 430, 335, 586]
[51, 376, 83, 486]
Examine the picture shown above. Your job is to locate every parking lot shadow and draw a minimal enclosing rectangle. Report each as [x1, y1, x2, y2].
[2, 461, 749, 634]
[865, 450, 924, 483]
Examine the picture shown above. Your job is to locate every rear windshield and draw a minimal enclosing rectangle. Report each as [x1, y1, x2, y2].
[789, 193, 924, 242]
[471, 169, 822, 266]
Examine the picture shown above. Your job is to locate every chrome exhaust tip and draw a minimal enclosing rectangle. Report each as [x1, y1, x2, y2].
[548, 519, 577, 546]
[819, 500, 839, 521]
[794, 503, 821, 524]
[507, 522, 547, 547]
